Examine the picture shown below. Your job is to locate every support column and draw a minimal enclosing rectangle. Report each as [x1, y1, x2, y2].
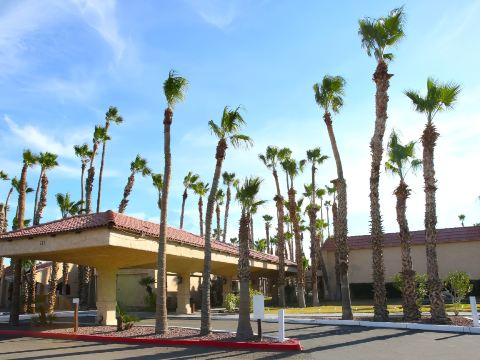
[96, 267, 117, 325]
[176, 272, 191, 314]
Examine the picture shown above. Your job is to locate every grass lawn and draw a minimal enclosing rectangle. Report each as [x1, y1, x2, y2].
[264, 303, 480, 314]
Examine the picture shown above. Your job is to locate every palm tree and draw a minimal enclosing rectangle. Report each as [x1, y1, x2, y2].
[180, 172, 199, 229]
[385, 130, 422, 321]
[74, 144, 92, 210]
[262, 214, 273, 254]
[314, 75, 353, 319]
[235, 177, 264, 340]
[33, 152, 58, 225]
[458, 214, 465, 227]
[229, 237, 238, 245]
[56, 193, 83, 219]
[156, 70, 188, 335]
[259, 146, 288, 307]
[10, 150, 36, 325]
[358, 7, 406, 321]
[324, 200, 332, 238]
[0, 171, 9, 234]
[214, 189, 225, 242]
[282, 157, 307, 308]
[118, 155, 151, 213]
[97, 106, 123, 213]
[151, 173, 163, 210]
[85, 126, 109, 214]
[222, 172, 237, 242]
[255, 239, 267, 253]
[405, 77, 460, 323]
[193, 181, 209, 237]
[201, 106, 252, 335]
[315, 218, 330, 299]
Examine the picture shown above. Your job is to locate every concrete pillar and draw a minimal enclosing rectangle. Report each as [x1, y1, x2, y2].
[96, 267, 117, 325]
[176, 272, 191, 314]
[0, 270, 5, 308]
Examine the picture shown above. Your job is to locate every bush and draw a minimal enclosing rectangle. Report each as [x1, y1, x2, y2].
[444, 271, 473, 315]
[393, 272, 428, 306]
[223, 288, 263, 312]
[116, 303, 139, 331]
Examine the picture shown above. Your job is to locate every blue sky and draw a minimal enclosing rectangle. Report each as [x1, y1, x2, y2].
[0, 0, 479, 254]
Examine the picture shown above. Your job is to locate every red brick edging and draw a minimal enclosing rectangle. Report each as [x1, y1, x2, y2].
[0, 329, 302, 351]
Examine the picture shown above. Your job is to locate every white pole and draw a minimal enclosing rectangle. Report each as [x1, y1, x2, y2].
[470, 296, 479, 327]
[278, 309, 285, 341]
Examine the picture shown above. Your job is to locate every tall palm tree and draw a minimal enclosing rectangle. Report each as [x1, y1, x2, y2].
[458, 214, 465, 227]
[214, 189, 225, 242]
[10, 150, 36, 325]
[222, 172, 237, 242]
[358, 7, 406, 321]
[74, 144, 92, 210]
[282, 157, 307, 307]
[314, 74, 353, 319]
[97, 106, 123, 213]
[151, 173, 163, 210]
[193, 181, 209, 237]
[259, 146, 287, 307]
[262, 214, 273, 254]
[201, 106, 252, 335]
[33, 152, 58, 225]
[85, 126, 109, 214]
[118, 155, 151, 213]
[235, 177, 264, 340]
[385, 130, 422, 321]
[405, 77, 460, 323]
[156, 70, 189, 335]
[180, 172, 199, 229]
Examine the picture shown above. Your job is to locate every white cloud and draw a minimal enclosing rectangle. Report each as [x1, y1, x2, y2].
[186, 0, 241, 29]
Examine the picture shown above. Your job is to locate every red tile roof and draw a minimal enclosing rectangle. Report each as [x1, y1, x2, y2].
[0, 211, 295, 266]
[322, 226, 480, 251]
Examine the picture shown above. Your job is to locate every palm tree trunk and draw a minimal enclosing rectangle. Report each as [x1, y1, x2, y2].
[223, 186, 231, 242]
[47, 262, 59, 314]
[80, 265, 90, 308]
[249, 214, 254, 248]
[96, 122, 110, 213]
[62, 262, 69, 285]
[27, 262, 36, 313]
[326, 207, 331, 238]
[395, 181, 421, 321]
[198, 197, 204, 237]
[308, 206, 319, 306]
[332, 202, 342, 301]
[422, 120, 447, 323]
[80, 162, 86, 208]
[369, 60, 391, 321]
[272, 169, 286, 307]
[201, 138, 227, 335]
[180, 189, 187, 229]
[215, 203, 221, 241]
[316, 233, 330, 299]
[288, 187, 305, 308]
[265, 223, 270, 255]
[118, 173, 135, 213]
[85, 166, 95, 214]
[236, 210, 253, 340]
[156, 107, 173, 334]
[33, 170, 43, 221]
[33, 173, 48, 225]
[22, 269, 28, 314]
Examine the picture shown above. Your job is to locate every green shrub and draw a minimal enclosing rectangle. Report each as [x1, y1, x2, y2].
[224, 293, 239, 312]
[393, 272, 428, 306]
[116, 303, 139, 331]
[444, 271, 473, 315]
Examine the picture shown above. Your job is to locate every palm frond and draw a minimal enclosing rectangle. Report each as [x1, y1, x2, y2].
[163, 70, 189, 109]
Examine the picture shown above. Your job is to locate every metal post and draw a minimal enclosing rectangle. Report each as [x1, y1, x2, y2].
[73, 298, 79, 333]
[470, 296, 479, 327]
[257, 319, 262, 341]
[278, 309, 285, 342]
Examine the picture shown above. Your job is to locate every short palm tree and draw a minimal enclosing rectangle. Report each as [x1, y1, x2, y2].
[193, 181, 209, 237]
[97, 106, 123, 213]
[255, 239, 267, 252]
[201, 106, 252, 335]
[222, 172, 237, 242]
[229, 237, 238, 245]
[180, 172, 199, 229]
[74, 144, 92, 210]
[118, 155, 151, 213]
[405, 77, 461, 323]
[359, 7, 406, 321]
[85, 126, 109, 214]
[282, 157, 307, 308]
[10, 150, 37, 325]
[385, 130, 422, 321]
[314, 75, 353, 319]
[259, 146, 287, 306]
[151, 173, 163, 210]
[214, 189, 225, 242]
[458, 214, 465, 227]
[33, 152, 58, 225]
[262, 214, 273, 254]
[56, 193, 83, 219]
[156, 70, 188, 335]
[235, 177, 264, 340]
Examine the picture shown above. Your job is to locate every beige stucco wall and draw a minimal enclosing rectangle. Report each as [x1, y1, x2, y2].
[325, 240, 480, 297]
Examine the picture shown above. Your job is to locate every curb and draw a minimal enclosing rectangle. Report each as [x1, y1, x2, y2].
[263, 318, 480, 334]
[0, 329, 302, 351]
